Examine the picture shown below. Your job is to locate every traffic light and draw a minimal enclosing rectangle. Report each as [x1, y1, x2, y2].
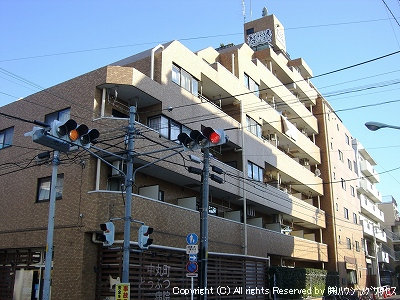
[50, 119, 100, 149]
[99, 222, 115, 246]
[177, 127, 228, 150]
[138, 225, 153, 250]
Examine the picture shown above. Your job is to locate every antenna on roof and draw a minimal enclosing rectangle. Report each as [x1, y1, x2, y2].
[262, 7, 268, 17]
[242, 0, 246, 23]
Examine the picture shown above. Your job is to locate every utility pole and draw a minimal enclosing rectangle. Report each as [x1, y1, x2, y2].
[122, 106, 136, 283]
[199, 147, 210, 299]
[42, 150, 60, 300]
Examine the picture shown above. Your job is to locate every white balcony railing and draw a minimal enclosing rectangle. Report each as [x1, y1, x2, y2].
[360, 160, 380, 183]
[360, 194, 385, 222]
[358, 178, 382, 203]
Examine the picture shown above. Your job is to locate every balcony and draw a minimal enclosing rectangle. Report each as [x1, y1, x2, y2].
[247, 226, 328, 262]
[360, 194, 385, 223]
[358, 178, 382, 203]
[87, 191, 328, 262]
[361, 219, 375, 237]
[375, 227, 387, 243]
[360, 160, 380, 183]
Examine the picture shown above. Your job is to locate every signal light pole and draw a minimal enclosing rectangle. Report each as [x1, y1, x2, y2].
[122, 106, 135, 283]
[199, 147, 210, 300]
[42, 150, 60, 300]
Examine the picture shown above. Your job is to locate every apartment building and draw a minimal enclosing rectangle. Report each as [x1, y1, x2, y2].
[0, 12, 328, 299]
[315, 100, 367, 288]
[352, 140, 387, 287]
[379, 197, 400, 287]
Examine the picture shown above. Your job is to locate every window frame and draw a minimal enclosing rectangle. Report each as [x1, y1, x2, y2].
[247, 161, 263, 182]
[344, 207, 349, 220]
[171, 64, 199, 96]
[246, 115, 262, 138]
[36, 174, 64, 202]
[338, 150, 344, 162]
[0, 127, 14, 150]
[244, 73, 259, 98]
[148, 115, 190, 143]
[346, 237, 352, 250]
[44, 108, 71, 125]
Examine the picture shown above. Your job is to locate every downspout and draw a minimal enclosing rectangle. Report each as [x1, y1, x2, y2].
[151, 44, 165, 81]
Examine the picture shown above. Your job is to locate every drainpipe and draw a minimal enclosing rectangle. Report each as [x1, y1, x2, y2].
[151, 44, 165, 81]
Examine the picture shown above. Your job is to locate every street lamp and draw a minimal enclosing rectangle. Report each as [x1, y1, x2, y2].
[365, 121, 400, 131]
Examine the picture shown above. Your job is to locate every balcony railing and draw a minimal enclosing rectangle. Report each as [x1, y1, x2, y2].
[360, 160, 380, 183]
[358, 178, 382, 203]
[360, 194, 385, 222]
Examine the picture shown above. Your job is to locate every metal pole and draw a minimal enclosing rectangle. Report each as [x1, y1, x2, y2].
[199, 147, 210, 299]
[122, 106, 135, 283]
[42, 150, 60, 300]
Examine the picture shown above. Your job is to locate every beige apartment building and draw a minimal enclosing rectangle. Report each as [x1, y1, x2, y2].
[353, 139, 387, 287]
[315, 99, 368, 288]
[0, 10, 349, 300]
[379, 198, 400, 287]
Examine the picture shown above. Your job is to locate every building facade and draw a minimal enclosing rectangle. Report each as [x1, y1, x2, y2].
[2, 9, 392, 299]
[379, 197, 400, 287]
[315, 99, 368, 288]
[353, 139, 387, 287]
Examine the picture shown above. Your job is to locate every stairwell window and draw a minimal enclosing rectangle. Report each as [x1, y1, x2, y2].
[172, 64, 199, 96]
[247, 161, 263, 182]
[44, 108, 70, 124]
[244, 73, 259, 98]
[346, 237, 352, 249]
[148, 115, 190, 143]
[0, 127, 14, 149]
[246, 115, 262, 138]
[37, 174, 64, 202]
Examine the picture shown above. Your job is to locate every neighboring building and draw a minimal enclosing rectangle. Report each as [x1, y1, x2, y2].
[353, 140, 387, 287]
[315, 100, 368, 288]
[379, 197, 400, 287]
[0, 11, 328, 299]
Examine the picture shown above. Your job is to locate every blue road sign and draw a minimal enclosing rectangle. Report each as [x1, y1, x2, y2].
[186, 233, 198, 245]
[189, 254, 197, 262]
[186, 262, 198, 273]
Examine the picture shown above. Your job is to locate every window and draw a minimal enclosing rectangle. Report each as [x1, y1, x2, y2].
[37, 174, 64, 202]
[248, 161, 263, 182]
[351, 186, 355, 197]
[356, 241, 360, 252]
[336, 203, 339, 211]
[341, 178, 346, 190]
[345, 134, 350, 145]
[148, 115, 190, 142]
[344, 207, 349, 219]
[338, 150, 343, 161]
[0, 127, 14, 149]
[246, 28, 254, 35]
[243, 73, 259, 98]
[348, 159, 352, 170]
[171, 64, 198, 96]
[45, 108, 70, 124]
[246, 115, 262, 138]
[346, 237, 352, 249]
[353, 213, 358, 224]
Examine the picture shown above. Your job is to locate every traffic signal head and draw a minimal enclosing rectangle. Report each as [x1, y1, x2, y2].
[202, 127, 221, 144]
[138, 225, 153, 250]
[51, 119, 99, 149]
[178, 127, 228, 151]
[99, 222, 115, 246]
